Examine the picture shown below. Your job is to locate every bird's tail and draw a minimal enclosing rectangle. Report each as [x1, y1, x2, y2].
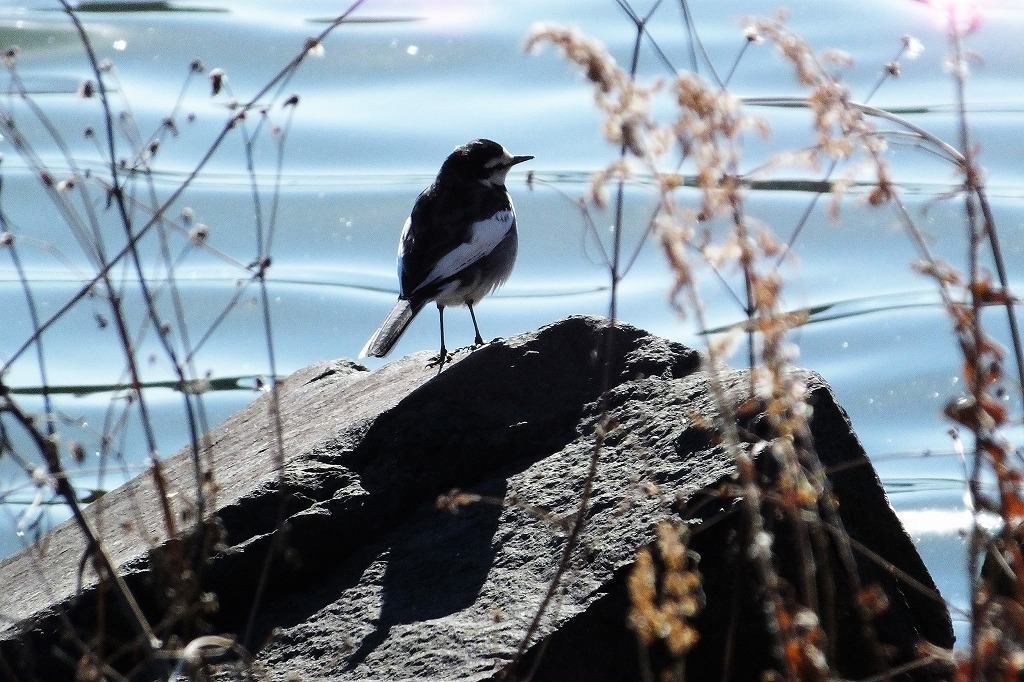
[359, 299, 420, 358]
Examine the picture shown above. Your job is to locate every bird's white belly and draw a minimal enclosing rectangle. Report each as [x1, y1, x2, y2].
[433, 271, 506, 308]
[433, 226, 517, 308]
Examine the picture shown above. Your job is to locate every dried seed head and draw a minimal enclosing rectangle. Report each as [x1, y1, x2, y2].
[189, 223, 210, 242]
[304, 37, 325, 57]
[525, 23, 623, 95]
[621, 118, 645, 157]
[209, 67, 226, 96]
[31, 467, 49, 487]
[867, 171, 895, 206]
[70, 441, 86, 464]
[820, 49, 853, 69]
[902, 35, 923, 59]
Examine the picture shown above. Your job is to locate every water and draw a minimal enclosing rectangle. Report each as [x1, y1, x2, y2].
[1, 0, 1023, 651]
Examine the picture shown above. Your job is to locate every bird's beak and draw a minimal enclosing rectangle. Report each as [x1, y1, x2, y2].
[510, 154, 534, 166]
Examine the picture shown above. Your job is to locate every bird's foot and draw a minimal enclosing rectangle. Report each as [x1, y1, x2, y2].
[445, 337, 503, 355]
[454, 340, 490, 354]
[426, 350, 452, 370]
[468, 335, 505, 350]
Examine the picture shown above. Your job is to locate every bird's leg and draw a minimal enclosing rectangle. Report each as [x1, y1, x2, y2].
[427, 304, 451, 369]
[468, 302, 485, 347]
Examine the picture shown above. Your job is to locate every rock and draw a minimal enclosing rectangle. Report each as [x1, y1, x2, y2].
[0, 316, 952, 681]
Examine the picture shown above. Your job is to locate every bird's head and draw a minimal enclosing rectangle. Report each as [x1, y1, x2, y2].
[440, 139, 533, 188]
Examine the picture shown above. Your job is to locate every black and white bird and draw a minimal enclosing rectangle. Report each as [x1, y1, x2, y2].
[359, 139, 533, 364]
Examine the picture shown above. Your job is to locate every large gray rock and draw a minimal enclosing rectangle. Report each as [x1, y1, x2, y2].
[0, 316, 952, 681]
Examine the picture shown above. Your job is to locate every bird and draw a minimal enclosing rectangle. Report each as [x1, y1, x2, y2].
[359, 139, 533, 365]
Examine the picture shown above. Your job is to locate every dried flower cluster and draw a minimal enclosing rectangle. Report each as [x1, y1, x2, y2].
[627, 521, 703, 661]
[526, 21, 772, 318]
[746, 17, 894, 210]
[526, 23, 661, 204]
[526, 13, 956, 681]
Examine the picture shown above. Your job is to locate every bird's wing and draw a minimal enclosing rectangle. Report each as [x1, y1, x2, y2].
[408, 208, 515, 298]
[398, 180, 514, 301]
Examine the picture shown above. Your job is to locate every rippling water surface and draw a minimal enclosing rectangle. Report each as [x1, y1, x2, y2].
[1, 0, 1023, 647]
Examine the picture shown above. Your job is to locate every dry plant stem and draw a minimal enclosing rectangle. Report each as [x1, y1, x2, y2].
[974, 185, 1023, 396]
[64, 2, 210, 541]
[264, 100, 299, 256]
[4, 236, 56, 434]
[743, 95, 1024, 396]
[0, 68, 181, 555]
[946, 16, 988, 681]
[741, 97, 960, 163]
[185, 273, 266, 363]
[723, 151, 828, 671]
[696, 350, 812, 678]
[529, 12, 861, 676]
[74, 27, 197, 630]
[859, 656, 952, 682]
[728, 194, 757, 389]
[677, 0, 723, 86]
[1, 68, 109, 263]
[686, 26, 890, 669]
[1, 0, 369, 375]
[615, 0, 676, 79]
[819, 514, 964, 619]
[230, 73, 294, 655]
[0, 392, 159, 652]
[504, 359, 610, 682]
[683, 286, 798, 675]
[507, 10, 651, 679]
[0, 1, 363, 672]
[139, 167, 219, 513]
[241, 261, 288, 651]
[4, 11, 194, 642]
[770, 36, 914, 268]
[891, 189, 986, 675]
[23, 548, 132, 682]
[60, 6, 363, 637]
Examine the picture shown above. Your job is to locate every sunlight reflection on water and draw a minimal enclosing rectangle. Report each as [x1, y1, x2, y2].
[898, 508, 1001, 535]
